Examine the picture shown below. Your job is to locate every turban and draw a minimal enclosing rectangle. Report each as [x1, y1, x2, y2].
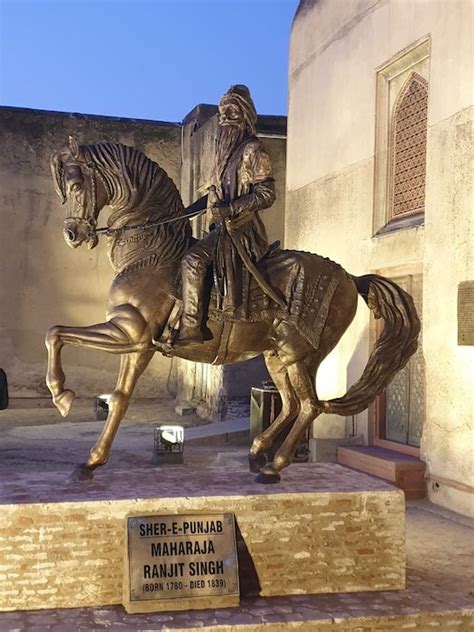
[219, 84, 257, 134]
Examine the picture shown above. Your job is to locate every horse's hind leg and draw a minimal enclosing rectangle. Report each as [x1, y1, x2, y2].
[68, 350, 154, 482]
[249, 350, 299, 473]
[257, 359, 320, 484]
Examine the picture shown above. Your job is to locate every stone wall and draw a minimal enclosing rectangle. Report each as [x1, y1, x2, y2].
[0, 107, 181, 402]
[287, 0, 473, 515]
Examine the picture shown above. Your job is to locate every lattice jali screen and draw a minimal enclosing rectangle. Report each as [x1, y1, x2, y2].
[389, 73, 428, 220]
[384, 274, 424, 447]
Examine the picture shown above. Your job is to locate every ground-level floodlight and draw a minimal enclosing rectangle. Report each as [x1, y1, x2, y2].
[96, 394, 112, 420]
[153, 425, 184, 464]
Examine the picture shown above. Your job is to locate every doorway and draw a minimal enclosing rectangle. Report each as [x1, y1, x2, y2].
[374, 274, 424, 455]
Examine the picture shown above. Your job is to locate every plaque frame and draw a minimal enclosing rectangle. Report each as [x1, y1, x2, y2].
[123, 512, 240, 613]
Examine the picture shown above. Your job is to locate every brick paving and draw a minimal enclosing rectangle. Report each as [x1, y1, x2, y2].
[0, 400, 473, 630]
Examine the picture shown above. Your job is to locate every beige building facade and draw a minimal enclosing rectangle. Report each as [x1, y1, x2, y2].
[287, 0, 473, 516]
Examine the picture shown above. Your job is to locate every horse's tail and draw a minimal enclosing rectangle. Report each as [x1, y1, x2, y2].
[322, 274, 420, 416]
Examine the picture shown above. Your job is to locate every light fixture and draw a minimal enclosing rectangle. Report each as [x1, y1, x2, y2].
[153, 425, 184, 464]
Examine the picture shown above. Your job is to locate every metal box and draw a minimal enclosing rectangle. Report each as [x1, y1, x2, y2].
[250, 384, 282, 443]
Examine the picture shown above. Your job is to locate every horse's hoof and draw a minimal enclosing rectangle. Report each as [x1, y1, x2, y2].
[54, 389, 76, 417]
[66, 463, 95, 483]
[256, 465, 281, 485]
[248, 452, 267, 474]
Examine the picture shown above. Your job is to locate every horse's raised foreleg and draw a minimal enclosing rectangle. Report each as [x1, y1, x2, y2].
[249, 350, 300, 473]
[68, 350, 154, 482]
[45, 315, 150, 416]
[44, 326, 72, 418]
[257, 359, 320, 484]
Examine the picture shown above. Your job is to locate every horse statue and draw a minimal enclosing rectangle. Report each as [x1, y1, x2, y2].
[47, 136, 420, 483]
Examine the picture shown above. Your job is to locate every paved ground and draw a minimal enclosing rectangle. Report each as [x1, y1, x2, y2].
[0, 399, 473, 630]
[0, 399, 247, 478]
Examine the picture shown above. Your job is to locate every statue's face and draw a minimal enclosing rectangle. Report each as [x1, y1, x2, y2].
[218, 101, 244, 128]
[61, 161, 107, 250]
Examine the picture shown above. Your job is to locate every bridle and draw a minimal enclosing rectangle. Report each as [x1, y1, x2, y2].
[64, 161, 102, 241]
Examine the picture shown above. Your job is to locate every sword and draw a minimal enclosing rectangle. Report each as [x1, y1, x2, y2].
[225, 219, 286, 309]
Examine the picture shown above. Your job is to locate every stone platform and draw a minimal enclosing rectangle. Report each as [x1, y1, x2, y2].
[1, 496, 473, 631]
[0, 463, 405, 612]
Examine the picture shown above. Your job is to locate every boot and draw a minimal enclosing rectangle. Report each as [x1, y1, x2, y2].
[173, 236, 216, 348]
[173, 269, 206, 347]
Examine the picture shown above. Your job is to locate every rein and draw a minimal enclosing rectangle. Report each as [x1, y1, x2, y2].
[95, 207, 207, 237]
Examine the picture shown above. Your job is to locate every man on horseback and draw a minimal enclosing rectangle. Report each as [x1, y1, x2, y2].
[47, 127, 421, 483]
[174, 84, 277, 346]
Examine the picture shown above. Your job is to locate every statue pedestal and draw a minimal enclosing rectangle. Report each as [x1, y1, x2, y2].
[0, 463, 405, 612]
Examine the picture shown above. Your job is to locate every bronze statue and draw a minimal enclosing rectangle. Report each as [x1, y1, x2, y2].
[176, 85, 278, 346]
[47, 106, 420, 485]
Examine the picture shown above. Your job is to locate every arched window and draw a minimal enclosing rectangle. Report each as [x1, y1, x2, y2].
[389, 72, 428, 221]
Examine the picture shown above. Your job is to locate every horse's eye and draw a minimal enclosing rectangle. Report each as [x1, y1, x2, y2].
[71, 183, 81, 192]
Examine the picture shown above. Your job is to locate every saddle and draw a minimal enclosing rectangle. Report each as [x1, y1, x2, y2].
[157, 246, 347, 352]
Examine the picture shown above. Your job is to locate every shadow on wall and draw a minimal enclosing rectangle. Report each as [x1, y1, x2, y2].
[346, 320, 370, 394]
[346, 321, 369, 439]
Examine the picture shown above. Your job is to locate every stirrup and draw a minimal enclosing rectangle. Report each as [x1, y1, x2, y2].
[173, 326, 205, 347]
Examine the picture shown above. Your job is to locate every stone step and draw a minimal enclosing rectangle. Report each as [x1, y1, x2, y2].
[337, 445, 426, 499]
[184, 417, 249, 445]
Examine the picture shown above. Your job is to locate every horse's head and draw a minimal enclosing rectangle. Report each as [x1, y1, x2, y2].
[50, 136, 110, 249]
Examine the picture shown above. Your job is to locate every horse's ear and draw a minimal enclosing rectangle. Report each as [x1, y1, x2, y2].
[68, 135, 80, 159]
[50, 151, 67, 204]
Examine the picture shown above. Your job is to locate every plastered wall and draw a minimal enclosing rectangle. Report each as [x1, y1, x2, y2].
[287, 0, 473, 515]
[0, 107, 181, 402]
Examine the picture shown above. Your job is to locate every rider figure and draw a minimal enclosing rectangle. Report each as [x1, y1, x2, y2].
[174, 84, 276, 346]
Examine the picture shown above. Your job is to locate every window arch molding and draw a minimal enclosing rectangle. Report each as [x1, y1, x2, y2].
[372, 37, 430, 235]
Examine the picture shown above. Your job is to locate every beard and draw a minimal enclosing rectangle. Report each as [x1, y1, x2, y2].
[214, 122, 246, 191]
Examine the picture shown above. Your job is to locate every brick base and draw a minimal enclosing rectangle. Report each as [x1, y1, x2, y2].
[0, 464, 405, 612]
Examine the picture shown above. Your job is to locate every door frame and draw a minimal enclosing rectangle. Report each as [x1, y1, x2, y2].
[369, 263, 423, 457]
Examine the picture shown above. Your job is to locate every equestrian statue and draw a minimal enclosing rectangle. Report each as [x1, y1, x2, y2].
[47, 85, 420, 483]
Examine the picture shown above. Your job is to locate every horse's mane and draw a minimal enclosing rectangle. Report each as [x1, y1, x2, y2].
[80, 142, 184, 226]
[79, 142, 191, 268]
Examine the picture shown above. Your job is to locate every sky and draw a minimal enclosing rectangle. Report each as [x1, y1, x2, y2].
[0, 0, 297, 122]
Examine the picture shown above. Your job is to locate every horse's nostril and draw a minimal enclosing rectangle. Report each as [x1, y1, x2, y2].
[66, 229, 75, 241]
